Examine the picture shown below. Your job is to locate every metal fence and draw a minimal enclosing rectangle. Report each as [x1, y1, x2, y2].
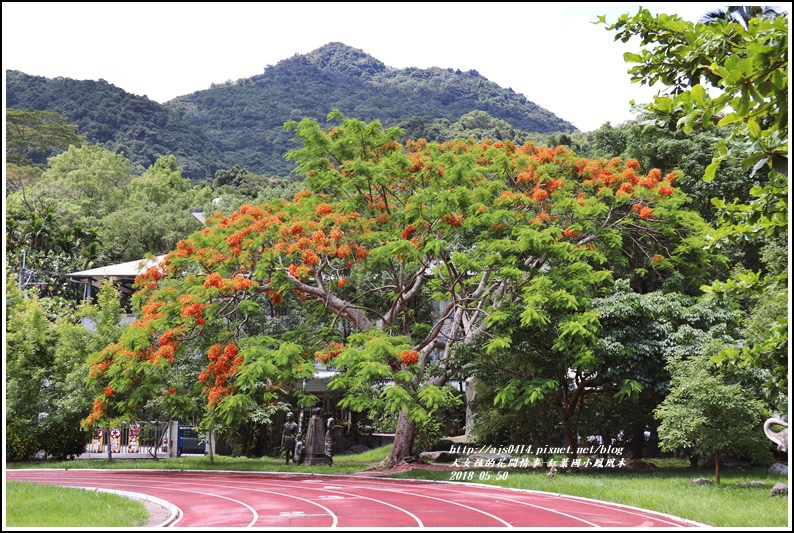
[84, 421, 172, 458]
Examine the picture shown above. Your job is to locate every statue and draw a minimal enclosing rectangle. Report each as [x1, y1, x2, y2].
[325, 418, 336, 466]
[764, 418, 789, 453]
[303, 407, 332, 465]
[281, 412, 299, 464]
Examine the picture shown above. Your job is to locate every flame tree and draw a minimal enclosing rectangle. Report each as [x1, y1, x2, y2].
[85, 112, 718, 465]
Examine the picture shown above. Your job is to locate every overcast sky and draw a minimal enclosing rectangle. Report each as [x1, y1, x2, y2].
[4, 2, 733, 132]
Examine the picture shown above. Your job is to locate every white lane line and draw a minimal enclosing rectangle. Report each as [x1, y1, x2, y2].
[47, 478, 340, 528]
[352, 479, 699, 527]
[429, 483, 700, 527]
[302, 481, 513, 527]
[233, 479, 424, 526]
[186, 482, 339, 527]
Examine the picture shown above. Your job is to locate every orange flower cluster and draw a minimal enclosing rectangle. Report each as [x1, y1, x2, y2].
[531, 212, 552, 225]
[562, 227, 581, 239]
[517, 169, 535, 184]
[141, 266, 164, 282]
[532, 188, 549, 202]
[83, 398, 107, 428]
[178, 295, 206, 326]
[204, 272, 224, 288]
[194, 247, 228, 268]
[442, 213, 463, 227]
[152, 343, 176, 364]
[199, 342, 243, 407]
[203, 273, 256, 292]
[315, 341, 345, 363]
[176, 239, 195, 258]
[294, 189, 313, 201]
[632, 204, 654, 219]
[400, 350, 420, 366]
[287, 263, 310, 280]
[301, 250, 320, 266]
[316, 203, 334, 216]
[141, 300, 164, 323]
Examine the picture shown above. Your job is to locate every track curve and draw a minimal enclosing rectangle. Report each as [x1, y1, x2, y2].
[6, 469, 706, 528]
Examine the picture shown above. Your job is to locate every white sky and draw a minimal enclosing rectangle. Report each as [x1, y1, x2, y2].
[3, 2, 732, 132]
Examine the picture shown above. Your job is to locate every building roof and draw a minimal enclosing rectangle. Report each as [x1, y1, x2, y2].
[67, 255, 167, 297]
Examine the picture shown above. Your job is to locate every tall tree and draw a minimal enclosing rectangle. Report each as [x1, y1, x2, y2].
[83, 114, 717, 465]
[601, 5, 788, 407]
[654, 352, 773, 484]
[5, 109, 83, 168]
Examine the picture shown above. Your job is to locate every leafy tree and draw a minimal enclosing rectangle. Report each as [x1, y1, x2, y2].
[34, 144, 131, 223]
[602, 8, 787, 237]
[586, 280, 743, 454]
[5, 109, 84, 168]
[83, 113, 718, 465]
[5, 278, 127, 460]
[601, 6, 788, 409]
[97, 156, 208, 263]
[470, 277, 734, 459]
[654, 352, 773, 484]
[128, 155, 191, 205]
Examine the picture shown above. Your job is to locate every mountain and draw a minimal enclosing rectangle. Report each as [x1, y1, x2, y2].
[6, 70, 226, 180]
[7, 42, 577, 181]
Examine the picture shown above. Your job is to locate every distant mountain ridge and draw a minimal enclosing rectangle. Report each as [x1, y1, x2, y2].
[7, 42, 577, 180]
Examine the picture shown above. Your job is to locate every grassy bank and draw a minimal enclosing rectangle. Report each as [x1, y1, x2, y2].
[4, 446, 789, 528]
[5, 481, 149, 527]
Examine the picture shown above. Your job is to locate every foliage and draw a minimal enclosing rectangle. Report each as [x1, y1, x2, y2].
[602, 7, 788, 238]
[601, 5, 788, 412]
[6, 420, 42, 462]
[654, 353, 773, 483]
[81, 112, 720, 465]
[35, 144, 132, 222]
[5, 108, 84, 167]
[6, 70, 226, 180]
[170, 42, 577, 177]
[4, 277, 125, 460]
[468, 276, 736, 458]
[590, 119, 760, 227]
[468, 378, 561, 451]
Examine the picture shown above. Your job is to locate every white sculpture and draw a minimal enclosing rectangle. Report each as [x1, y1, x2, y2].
[764, 418, 788, 453]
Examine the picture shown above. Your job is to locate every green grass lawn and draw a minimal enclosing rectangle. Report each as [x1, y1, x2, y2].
[5, 481, 149, 527]
[5, 446, 790, 528]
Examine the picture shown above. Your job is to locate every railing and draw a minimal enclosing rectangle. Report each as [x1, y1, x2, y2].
[84, 421, 172, 458]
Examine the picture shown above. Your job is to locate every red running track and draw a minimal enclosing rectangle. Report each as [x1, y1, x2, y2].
[7, 469, 706, 528]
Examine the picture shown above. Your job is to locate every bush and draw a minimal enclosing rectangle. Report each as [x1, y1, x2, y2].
[40, 418, 91, 461]
[6, 420, 41, 461]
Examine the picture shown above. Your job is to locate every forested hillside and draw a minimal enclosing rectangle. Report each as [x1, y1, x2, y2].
[7, 42, 576, 180]
[6, 70, 226, 180]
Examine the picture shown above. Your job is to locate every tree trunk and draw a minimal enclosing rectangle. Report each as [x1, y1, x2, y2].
[380, 410, 416, 467]
[559, 409, 578, 460]
[714, 451, 720, 485]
